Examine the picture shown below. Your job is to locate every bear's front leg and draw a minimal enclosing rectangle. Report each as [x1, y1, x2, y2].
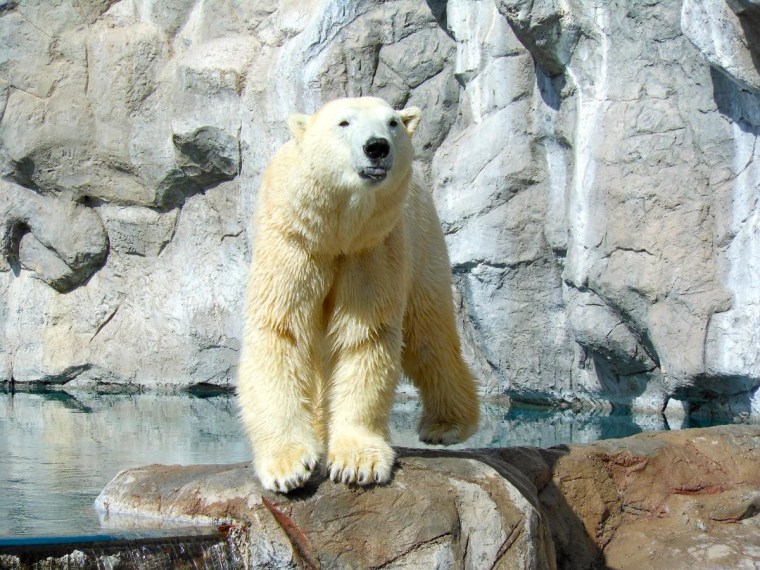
[238, 236, 333, 493]
[238, 328, 324, 493]
[324, 230, 408, 486]
[326, 326, 402, 485]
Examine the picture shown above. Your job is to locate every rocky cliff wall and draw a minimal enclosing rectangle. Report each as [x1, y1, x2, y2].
[1, 0, 759, 419]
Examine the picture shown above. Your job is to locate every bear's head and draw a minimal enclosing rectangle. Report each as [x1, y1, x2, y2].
[287, 97, 421, 192]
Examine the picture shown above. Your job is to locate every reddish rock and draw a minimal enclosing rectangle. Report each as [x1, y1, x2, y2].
[495, 425, 760, 569]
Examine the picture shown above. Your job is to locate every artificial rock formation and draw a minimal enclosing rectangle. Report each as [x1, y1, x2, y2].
[96, 454, 558, 569]
[95, 425, 760, 569]
[1, 0, 759, 418]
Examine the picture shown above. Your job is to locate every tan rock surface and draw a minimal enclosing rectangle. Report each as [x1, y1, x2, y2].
[495, 424, 760, 569]
[97, 453, 557, 569]
[96, 426, 760, 569]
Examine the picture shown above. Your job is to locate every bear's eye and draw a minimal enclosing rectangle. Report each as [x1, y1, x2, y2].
[339, 120, 350, 128]
[389, 119, 399, 128]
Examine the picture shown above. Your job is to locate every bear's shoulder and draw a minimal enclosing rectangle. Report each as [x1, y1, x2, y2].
[266, 140, 300, 171]
[260, 141, 303, 191]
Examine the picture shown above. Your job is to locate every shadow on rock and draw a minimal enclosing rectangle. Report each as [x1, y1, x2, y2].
[468, 446, 609, 570]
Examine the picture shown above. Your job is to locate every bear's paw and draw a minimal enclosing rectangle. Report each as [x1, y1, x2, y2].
[255, 443, 321, 493]
[326, 433, 395, 486]
[418, 415, 477, 446]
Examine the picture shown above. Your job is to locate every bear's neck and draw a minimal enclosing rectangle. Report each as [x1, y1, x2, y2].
[287, 173, 410, 256]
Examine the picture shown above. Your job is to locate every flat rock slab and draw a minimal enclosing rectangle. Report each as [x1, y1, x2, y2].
[96, 426, 760, 569]
[96, 452, 556, 569]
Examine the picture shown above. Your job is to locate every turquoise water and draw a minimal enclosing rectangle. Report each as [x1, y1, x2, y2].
[0, 389, 735, 537]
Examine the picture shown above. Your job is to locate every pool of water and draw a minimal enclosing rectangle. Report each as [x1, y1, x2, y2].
[0, 389, 738, 537]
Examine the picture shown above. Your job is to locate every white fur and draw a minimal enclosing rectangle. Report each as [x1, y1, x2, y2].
[238, 97, 479, 493]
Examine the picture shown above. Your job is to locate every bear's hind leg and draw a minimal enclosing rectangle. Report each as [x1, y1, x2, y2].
[403, 287, 480, 445]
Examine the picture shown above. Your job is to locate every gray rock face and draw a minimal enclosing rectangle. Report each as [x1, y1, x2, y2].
[1, 183, 108, 292]
[1, 1, 759, 418]
[682, 0, 760, 92]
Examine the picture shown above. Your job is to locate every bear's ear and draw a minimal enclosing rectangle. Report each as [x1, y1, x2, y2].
[287, 113, 311, 141]
[399, 106, 422, 137]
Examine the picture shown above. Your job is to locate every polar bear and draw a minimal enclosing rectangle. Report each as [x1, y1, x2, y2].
[238, 97, 479, 493]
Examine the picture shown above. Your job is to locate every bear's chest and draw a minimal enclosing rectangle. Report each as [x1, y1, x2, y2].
[321, 229, 411, 339]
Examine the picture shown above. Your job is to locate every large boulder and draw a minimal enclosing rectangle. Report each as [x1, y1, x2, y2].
[96, 452, 557, 569]
[94, 425, 760, 569]
[504, 425, 760, 569]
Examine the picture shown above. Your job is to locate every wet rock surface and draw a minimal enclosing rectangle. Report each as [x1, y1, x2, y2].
[1, 1, 759, 418]
[95, 425, 760, 569]
[0, 528, 242, 570]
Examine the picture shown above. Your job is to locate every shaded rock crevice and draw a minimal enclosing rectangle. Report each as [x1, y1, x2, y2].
[1, 181, 109, 292]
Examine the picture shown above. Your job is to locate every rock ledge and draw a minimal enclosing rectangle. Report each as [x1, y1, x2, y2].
[95, 426, 760, 569]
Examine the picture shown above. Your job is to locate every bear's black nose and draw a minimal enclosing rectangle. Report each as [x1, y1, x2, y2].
[363, 137, 390, 160]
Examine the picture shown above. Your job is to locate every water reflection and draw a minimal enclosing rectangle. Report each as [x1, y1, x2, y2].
[391, 400, 667, 449]
[0, 390, 249, 537]
[0, 390, 739, 537]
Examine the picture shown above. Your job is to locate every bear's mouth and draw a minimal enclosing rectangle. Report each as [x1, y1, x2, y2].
[359, 166, 388, 182]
